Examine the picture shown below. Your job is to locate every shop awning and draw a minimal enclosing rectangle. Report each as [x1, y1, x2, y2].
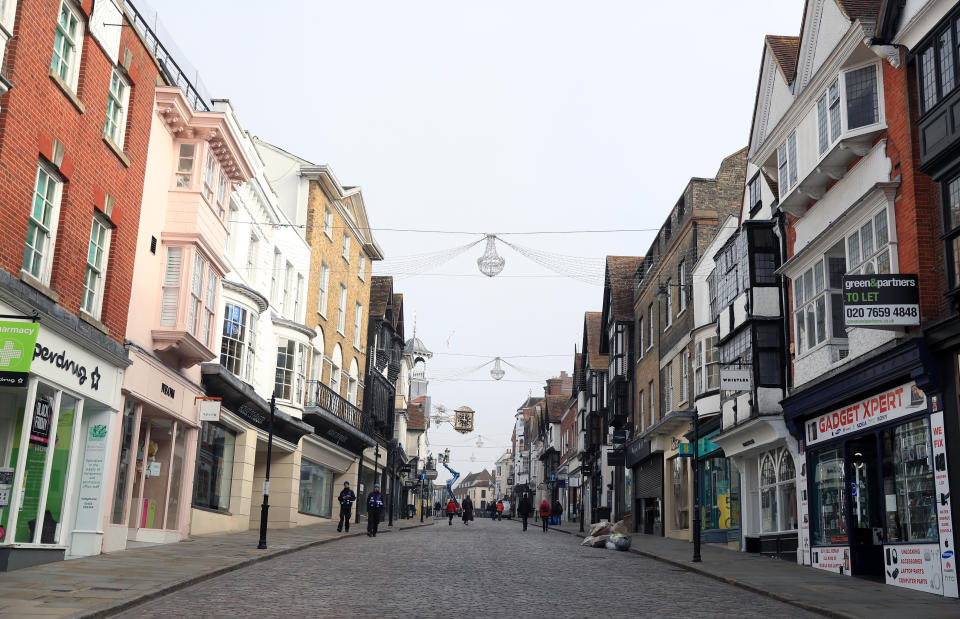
[302, 408, 376, 456]
[641, 409, 694, 440]
[200, 363, 314, 445]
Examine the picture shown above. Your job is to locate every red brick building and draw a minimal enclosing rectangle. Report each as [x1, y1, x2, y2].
[0, 0, 159, 569]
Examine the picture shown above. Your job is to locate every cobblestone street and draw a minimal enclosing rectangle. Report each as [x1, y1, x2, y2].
[117, 519, 816, 618]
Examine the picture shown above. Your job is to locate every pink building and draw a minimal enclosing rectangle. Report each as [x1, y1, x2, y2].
[101, 86, 254, 551]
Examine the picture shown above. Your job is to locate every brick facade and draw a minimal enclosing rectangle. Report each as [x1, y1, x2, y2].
[0, 0, 157, 342]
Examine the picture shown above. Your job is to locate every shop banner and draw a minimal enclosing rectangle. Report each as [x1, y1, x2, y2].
[0, 320, 39, 387]
[841, 274, 920, 327]
[883, 543, 945, 594]
[931, 411, 958, 598]
[73, 411, 111, 532]
[811, 546, 851, 575]
[804, 381, 927, 447]
[798, 444, 811, 565]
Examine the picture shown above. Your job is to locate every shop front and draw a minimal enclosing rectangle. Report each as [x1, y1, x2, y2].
[0, 314, 126, 571]
[105, 345, 202, 551]
[783, 340, 958, 598]
[690, 425, 741, 546]
[627, 436, 663, 536]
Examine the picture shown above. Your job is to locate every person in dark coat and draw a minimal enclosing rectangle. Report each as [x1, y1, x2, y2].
[461, 496, 474, 525]
[552, 498, 563, 526]
[539, 498, 551, 532]
[518, 494, 532, 531]
[366, 483, 385, 537]
[336, 481, 356, 533]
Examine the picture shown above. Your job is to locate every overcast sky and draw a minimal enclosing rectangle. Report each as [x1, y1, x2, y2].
[155, 0, 801, 481]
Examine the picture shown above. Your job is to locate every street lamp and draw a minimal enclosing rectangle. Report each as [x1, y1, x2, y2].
[257, 395, 276, 549]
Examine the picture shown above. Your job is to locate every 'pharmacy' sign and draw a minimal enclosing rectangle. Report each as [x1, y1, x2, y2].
[0, 321, 39, 387]
[805, 381, 927, 446]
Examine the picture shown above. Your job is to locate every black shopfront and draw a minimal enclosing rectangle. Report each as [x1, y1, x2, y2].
[627, 437, 663, 535]
[783, 339, 958, 597]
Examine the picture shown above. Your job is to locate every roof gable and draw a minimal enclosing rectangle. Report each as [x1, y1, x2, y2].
[602, 256, 643, 325]
[582, 312, 607, 370]
[795, 0, 879, 95]
[749, 38, 799, 155]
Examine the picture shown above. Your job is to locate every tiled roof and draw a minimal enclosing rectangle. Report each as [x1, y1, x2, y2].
[545, 395, 568, 423]
[368, 276, 393, 320]
[584, 312, 608, 369]
[835, 0, 882, 22]
[606, 256, 643, 321]
[765, 35, 800, 84]
[407, 401, 426, 430]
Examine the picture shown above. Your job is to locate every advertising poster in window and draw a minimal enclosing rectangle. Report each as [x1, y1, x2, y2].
[805, 381, 926, 447]
[841, 274, 919, 327]
[73, 411, 111, 533]
[883, 543, 945, 594]
[931, 411, 958, 598]
[798, 442, 811, 565]
[811, 546, 850, 575]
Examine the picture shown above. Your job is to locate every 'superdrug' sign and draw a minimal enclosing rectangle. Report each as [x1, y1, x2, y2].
[841, 274, 919, 327]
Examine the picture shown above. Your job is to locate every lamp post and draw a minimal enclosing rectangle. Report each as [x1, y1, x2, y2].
[257, 395, 276, 549]
[692, 409, 702, 563]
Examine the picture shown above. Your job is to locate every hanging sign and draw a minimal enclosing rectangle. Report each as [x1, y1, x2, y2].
[720, 367, 751, 391]
[677, 442, 694, 457]
[454, 406, 475, 435]
[804, 381, 927, 447]
[198, 397, 222, 422]
[842, 274, 920, 327]
[0, 320, 39, 387]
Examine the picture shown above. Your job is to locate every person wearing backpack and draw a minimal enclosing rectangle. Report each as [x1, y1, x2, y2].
[366, 483, 385, 537]
[539, 498, 551, 532]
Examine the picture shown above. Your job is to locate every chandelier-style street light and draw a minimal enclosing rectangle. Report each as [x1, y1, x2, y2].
[490, 357, 505, 380]
[477, 234, 505, 277]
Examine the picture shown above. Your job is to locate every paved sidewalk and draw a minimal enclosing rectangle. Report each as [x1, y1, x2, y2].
[521, 518, 960, 618]
[0, 517, 433, 618]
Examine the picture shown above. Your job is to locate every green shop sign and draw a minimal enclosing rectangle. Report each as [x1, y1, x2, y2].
[697, 430, 721, 457]
[0, 321, 39, 387]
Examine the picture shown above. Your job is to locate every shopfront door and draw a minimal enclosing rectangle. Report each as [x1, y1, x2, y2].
[846, 436, 884, 580]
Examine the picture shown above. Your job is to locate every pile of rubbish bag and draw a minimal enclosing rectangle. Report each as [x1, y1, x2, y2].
[580, 520, 631, 551]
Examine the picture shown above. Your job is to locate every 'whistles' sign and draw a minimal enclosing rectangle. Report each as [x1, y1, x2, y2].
[805, 381, 928, 446]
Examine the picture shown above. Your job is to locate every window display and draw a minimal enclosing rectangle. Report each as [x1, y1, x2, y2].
[699, 457, 739, 531]
[812, 448, 847, 545]
[192, 422, 236, 512]
[671, 457, 689, 530]
[760, 447, 797, 533]
[882, 418, 937, 543]
[299, 458, 333, 518]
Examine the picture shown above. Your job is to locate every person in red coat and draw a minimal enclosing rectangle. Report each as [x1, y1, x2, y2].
[446, 498, 458, 526]
[539, 499, 551, 532]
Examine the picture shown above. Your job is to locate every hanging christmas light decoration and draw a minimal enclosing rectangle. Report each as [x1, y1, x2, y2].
[476, 234, 505, 277]
[490, 357, 506, 380]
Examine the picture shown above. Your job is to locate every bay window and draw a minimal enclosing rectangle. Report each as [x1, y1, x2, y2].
[203, 270, 217, 347]
[160, 247, 182, 326]
[176, 144, 195, 188]
[202, 149, 216, 204]
[793, 242, 846, 355]
[845, 209, 891, 275]
[220, 303, 259, 378]
[188, 253, 205, 338]
[759, 447, 797, 534]
[295, 343, 308, 403]
[695, 336, 719, 395]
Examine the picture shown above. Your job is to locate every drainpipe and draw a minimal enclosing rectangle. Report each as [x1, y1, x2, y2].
[776, 209, 793, 393]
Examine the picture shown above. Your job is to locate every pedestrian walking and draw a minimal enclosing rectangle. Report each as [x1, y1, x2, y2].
[446, 498, 458, 525]
[496, 500, 504, 521]
[336, 481, 356, 533]
[488, 502, 496, 520]
[461, 496, 474, 525]
[366, 483, 385, 537]
[434, 501, 441, 518]
[552, 498, 563, 526]
[539, 498, 551, 532]
[518, 494, 531, 531]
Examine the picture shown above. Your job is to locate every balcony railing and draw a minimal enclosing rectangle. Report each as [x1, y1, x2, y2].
[306, 380, 363, 431]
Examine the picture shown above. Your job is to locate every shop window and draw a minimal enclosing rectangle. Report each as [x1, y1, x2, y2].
[881, 418, 937, 543]
[699, 456, 740, 531]
[299, 459, 334, 518]
[811, 448, 847, 546]
[672, 457, 689, 530]
[111, 400, 137, 524]
[759, 447, 797, 534]
[192, 422, 236, 512]
[165, 424, 186, 530]
[129, 416, 184, 530]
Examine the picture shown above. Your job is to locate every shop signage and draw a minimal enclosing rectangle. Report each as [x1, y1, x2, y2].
[812, 546, 851, 575]
[0, 320, 39, 386]
[161, 383, 175, 399]
[841, 274, 920, 327]
[74, 411, 111, 532]
[884, 543, 945, 594]
[30, 396, 53, 445]
[720, 367, 751, 391]
[931, 411, 958, 597]
[558, 479, 566, 488]
[678, 442, 694, 457]
[198, 398, 221, 422]
[30, 328, 121, 406]
[612, 429, 627, 444]
[697, 430, 721, 457]
[607, 450, 625, 467]
[625, 437, 650, 468]
[804, 381, 927, 447]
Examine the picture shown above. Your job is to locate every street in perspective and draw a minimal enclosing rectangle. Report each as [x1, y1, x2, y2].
[1, 0, 960, 617]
